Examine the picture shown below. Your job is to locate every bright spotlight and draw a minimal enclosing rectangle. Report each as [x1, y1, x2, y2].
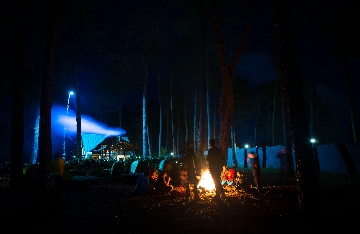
[245, 144, 249, 149]
[310, 138, 316, 143]
[69, 90, 74, 95]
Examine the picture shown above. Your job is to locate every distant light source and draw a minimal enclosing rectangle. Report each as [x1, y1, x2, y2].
[171, 152, 174, 156]
[245, 144, 249, 149]
[310, 138, 316, 143]
[64, 90, 75, 157]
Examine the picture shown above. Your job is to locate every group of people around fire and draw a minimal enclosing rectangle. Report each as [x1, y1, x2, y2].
[135, 139, 268, 197]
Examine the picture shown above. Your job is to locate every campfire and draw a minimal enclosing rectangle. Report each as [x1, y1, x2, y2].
[197, 169, 216, 193]
[177, 168, 242, 197]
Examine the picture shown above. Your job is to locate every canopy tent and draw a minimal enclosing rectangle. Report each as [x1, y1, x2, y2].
[81, 132, 115, 156]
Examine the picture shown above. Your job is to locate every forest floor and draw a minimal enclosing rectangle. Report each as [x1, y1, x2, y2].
[1, 169, 359, 233]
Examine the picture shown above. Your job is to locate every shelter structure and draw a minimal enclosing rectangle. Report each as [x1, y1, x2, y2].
[85, 135, 137, 161]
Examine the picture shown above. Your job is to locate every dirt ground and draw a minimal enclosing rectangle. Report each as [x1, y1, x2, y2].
[1, 169, 359, 233]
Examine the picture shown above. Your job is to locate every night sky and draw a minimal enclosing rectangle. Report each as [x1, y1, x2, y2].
[1, 0, 359, 163]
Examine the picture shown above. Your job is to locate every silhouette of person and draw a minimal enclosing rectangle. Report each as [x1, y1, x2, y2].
[53, 153, 65, 177]
[52, 152, 65, 191]
[207, 139, 225, 198]
[149, 169, 158, 191]
[182, 143, 199, 199]
[134, 170, 151, 195]
[247, 151, 261, 189]
[276, 148, 291, 184]
[154, 171, 173, 194]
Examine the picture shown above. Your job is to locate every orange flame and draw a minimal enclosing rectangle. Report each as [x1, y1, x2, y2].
[197, 170, 215, 191]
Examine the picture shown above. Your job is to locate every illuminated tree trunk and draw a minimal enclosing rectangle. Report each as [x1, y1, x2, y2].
[211, 4, 234, 163]
[141, 50, 148, 159]
[147, 124, 152, 159]
[211, 0, 257, 162]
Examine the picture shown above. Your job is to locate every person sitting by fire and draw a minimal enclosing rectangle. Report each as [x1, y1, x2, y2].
[233, 171, 244, 190]
[149, 169, 158, 191]
[134, 170, 152, 195]
[221, 166, 234, 186]
[154, 171, 173, 194]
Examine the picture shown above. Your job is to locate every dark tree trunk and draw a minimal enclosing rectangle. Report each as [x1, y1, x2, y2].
[279, 63, 294, 174]
[342, 55, 359, 143]
[272, 69, 278, 146]
[271, 0, 320, 212]
[39, 0, 60, 186]
[9, 1, 26, 189]
[71, 33, 82, 159]
[309, 42, 317, 139]
[158, 66, 162, 158]
[261, 145, 267, 168]
[171, 55, 175, 157]
[199, 0, 207, 159]
[275, 16, 294, 177]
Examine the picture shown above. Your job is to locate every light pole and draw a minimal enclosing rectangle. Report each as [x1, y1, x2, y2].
[63, 90, 74, 158]
[310, 138, 320, 173]
[244, 144, 249, 168]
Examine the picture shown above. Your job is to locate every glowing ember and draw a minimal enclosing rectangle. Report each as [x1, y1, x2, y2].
[197, 170, 215, 191]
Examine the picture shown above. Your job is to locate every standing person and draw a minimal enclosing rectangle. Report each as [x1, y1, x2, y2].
[276, 147, 291, 184]
[52, 152, 65, 191]
[247, 151, 261, 189]
[207, 139, 225, 199]
[182, 144, 199, 199]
